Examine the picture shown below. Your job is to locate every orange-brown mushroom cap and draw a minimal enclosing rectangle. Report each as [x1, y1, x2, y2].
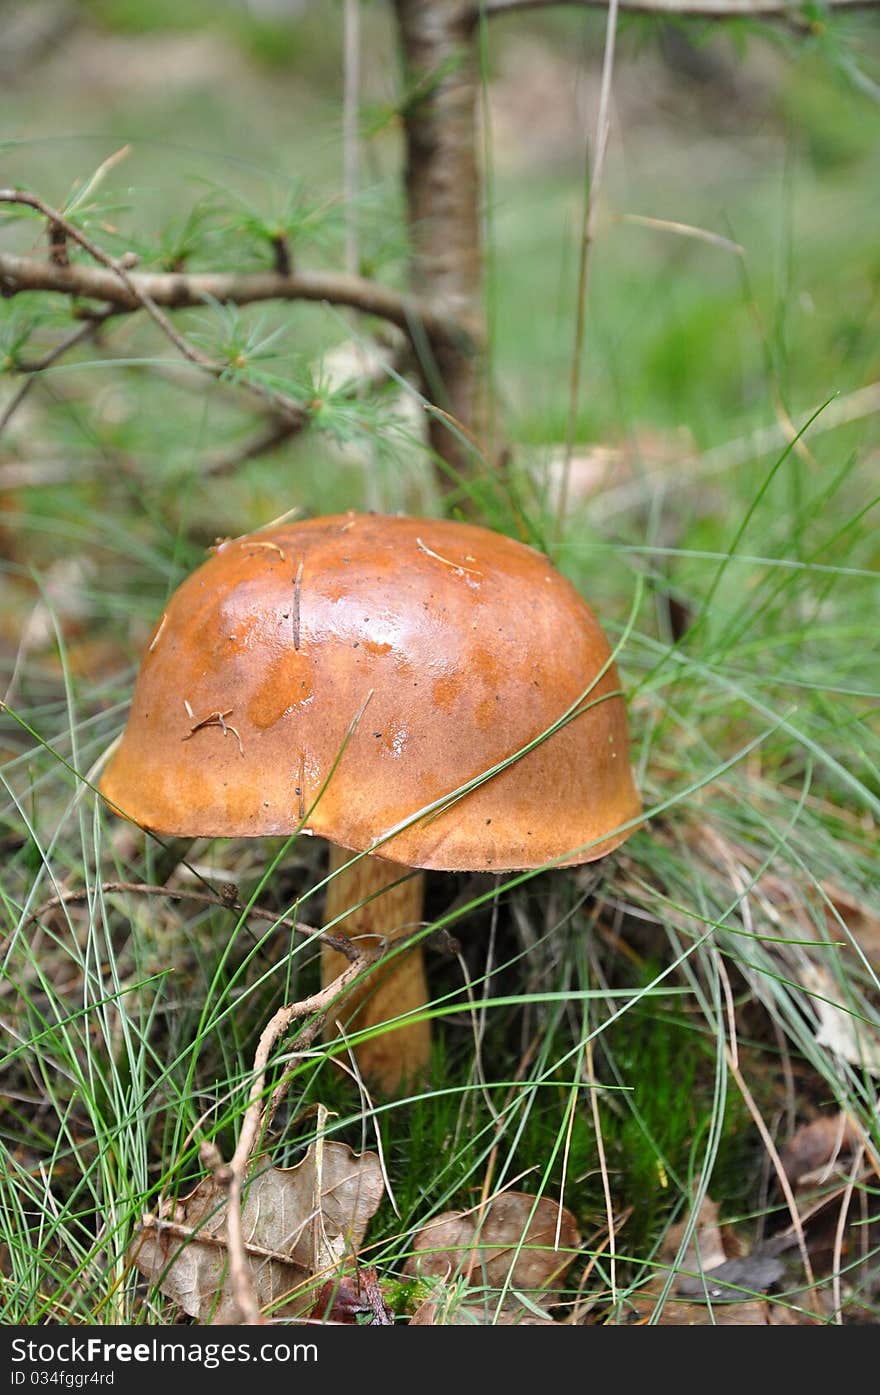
[100, 513, 641, 871]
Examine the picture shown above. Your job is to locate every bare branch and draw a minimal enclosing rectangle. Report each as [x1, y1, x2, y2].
[0, 185, 471, 487]
[217, 911, 428, 1322]
[0, 189, 315, 427]
[1, 190, 219, 368]
[196, 1140, 264, 1326]
[223, 948, 382, 1322]
[0, 247, 472, 350]
[139, 1208, 303, 1269]
[474, 0, 879, 22]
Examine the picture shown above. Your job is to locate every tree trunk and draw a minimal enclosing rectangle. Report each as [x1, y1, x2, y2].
[392, 0, 485, 490]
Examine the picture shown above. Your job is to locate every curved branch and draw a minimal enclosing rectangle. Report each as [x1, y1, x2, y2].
[0, 251, 473, 352]
[0, 189, 312, 425]
[224, 949, 383, 1322]
[474, 0, 878, 21]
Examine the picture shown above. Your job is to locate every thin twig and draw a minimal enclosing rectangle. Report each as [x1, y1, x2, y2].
[1, 191, 213, 367]
[260, 919, 429, 1143]
[0, 187, 430, 471]
[0, 245, 470, 349]
[24, 879, 359, 961]
[0, 190, 315, 428]
[196, 1140, 262, 1326]
[831, 1142, 866, 1324]
[725, 1050, 820, 1313]
[582, 1035, 617, 1305]
[139, 1210, 300, 1268]
[224, 949, 382, 1323]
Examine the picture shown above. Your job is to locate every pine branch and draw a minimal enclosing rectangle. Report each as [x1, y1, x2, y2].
[0, 211, 473, 352]
[0, 186, 473, 459]
[201, 342, 409, 478]
[0, 188, 315, 427]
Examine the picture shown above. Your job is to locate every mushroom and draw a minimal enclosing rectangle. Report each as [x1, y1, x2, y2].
[100, 512, 640, 1092]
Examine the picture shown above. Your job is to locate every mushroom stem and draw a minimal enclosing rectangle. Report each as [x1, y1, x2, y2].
[321, 844, 430, 1093]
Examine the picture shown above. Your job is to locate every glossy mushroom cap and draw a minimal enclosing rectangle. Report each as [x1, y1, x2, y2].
[100, 513, 640, 871]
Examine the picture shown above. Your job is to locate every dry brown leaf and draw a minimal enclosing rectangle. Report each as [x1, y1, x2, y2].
[131, 1140, 385, 1323]
[781, 1114, 861, 1188]
[661, 1196, 733, 1274]
[404, 1191, 579, 1322]
[800, 962, 880, 1075]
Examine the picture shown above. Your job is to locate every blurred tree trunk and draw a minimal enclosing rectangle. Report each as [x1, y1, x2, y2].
[392, 0, 486, 493]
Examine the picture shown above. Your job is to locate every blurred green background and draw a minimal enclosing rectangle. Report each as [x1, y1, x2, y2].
[3, 0, 879, 528]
